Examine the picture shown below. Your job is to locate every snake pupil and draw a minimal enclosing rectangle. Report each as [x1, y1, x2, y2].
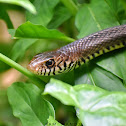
[47, 60, 52, 65]
[46, 59, 55, 68]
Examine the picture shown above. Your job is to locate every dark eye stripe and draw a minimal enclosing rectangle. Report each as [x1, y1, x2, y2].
[57, 60, 63, 66]
[91, 53, 95, 58]
[96, 50, 100, 54]
[81, 57, 85, 63]
[64, 61, 67, 70]
[41, 69, 43, 75]
[106, 46, 110, 50]
[87, 56, 90, 60]
[48, 69, 51, 76]
[68, 63, 75, 72]
[78, 61, 81, 66]
[68, 61, 73, 68]
[122, 40, 126, 46]
[44, 69, 46, 76]
[57, 65, 62, 70]
[53, 67, 55, 75]
[103, 49, 105, 54]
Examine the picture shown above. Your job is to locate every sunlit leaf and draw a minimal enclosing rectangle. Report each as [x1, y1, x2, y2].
[14, 22, 75, 42]
[0, 0, 36, 14]
[44, 78, 126, 126]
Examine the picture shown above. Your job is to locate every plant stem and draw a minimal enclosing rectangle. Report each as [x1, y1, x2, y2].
[0, 53, 45, 90]
[60, 0, 78, 16]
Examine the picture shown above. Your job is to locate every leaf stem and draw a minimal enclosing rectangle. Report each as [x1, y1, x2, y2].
[60, 0, 78, 16]
[0, 53, 45, 90]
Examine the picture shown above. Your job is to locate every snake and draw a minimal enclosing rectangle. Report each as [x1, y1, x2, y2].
[27, 25, 126, 76]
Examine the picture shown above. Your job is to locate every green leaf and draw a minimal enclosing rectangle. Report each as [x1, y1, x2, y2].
[7, 82, 55, 126]
[10, 39, 37, 61]
[44, 78, 126, 126]
[0, 0, 36, 14]
[0, 43, 13, 72]
[75, 0, 120, 39]
[96, 49, 126, 84]
[48, 5, 72, 29]
[121, 0, 126, 13]
[60, 0, 78, 16]
[26, 0, 59, 26]
[47, 116, 63, 126]
[14, 22, 75, 42]
[75, 62, 126, 92]
[0, 5, 13, 28]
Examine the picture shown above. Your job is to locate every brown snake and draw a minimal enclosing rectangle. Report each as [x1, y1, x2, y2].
[27, 25, 126, 76]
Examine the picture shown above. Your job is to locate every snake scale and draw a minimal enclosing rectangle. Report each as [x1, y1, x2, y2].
[27, 25, 126, 76]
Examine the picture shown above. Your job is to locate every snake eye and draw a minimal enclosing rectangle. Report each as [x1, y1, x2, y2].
[46, 59, 55, 68]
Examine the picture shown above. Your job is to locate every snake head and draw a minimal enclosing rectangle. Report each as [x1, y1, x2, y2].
[27, 51, 68, 76]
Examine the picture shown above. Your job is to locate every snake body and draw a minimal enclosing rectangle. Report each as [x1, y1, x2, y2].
[27, 25, 126, 76]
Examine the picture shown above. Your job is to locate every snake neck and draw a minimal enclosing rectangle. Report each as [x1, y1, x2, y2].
[59, 34, 126, 73]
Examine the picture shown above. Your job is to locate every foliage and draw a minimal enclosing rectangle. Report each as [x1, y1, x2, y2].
[0, 0, 126, 126]
[44, 78, 126, 126]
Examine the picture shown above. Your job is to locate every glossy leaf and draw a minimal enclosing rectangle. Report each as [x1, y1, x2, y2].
[7, 82, 55, 126]
[14, 22, 75, 42]
[0, 0, 36, 14]
[26, 0, 59, 26]
[44, 78, 126, 126]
